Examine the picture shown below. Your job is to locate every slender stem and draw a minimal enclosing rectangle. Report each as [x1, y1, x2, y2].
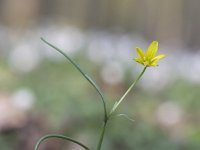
[34, 134, 90, 150]
[96, 121, 107, 150]
[109, 67, 147, 117]
[96, 67, 147, 150]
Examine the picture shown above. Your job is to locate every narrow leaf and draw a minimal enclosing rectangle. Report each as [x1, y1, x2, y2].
[34, 134, 90, 150]
[111, 113, 135, 123]
[41, 38, 107, 119]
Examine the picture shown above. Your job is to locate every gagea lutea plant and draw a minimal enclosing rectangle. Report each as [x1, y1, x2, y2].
[34, 39, 166, 150]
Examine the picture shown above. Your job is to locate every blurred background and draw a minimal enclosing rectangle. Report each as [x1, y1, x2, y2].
[0, 0, 200, 150]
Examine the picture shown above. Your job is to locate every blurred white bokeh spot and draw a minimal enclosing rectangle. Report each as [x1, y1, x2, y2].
[0, 89, 35, 131]
[41, 26, 84, 61]
[87, 32, 115, 64]
[8, 44, 40, 73]
[12, 88, 35, 110]
[101, 61, 124, 85]
[156, 101, 183, 126]
[140, 65, 172, 91]
[187, 51, 200, 83]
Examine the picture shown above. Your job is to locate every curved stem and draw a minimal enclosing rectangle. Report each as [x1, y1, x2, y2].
[41, 38, 108, 122]
[109, 67, 147, 117]
[34, 134, 90, 150]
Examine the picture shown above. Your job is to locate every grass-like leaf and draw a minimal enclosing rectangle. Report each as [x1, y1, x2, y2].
[110, 113, 135, 123]
[41, 38, 107, 120]
[34, 134, 90, 150]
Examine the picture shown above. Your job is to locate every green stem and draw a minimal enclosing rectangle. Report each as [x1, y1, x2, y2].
[96, 67, 147, 150]
[96, 121, 107, 150]
[109, 66, 147, 117]
[34, 134, 90, 150]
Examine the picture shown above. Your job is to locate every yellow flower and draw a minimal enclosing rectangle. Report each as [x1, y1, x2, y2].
[134, 41, 166, 67]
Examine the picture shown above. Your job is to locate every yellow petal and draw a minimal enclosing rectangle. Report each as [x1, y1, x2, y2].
[135, 47, 145, 60]
[133, 58, 143, 65]
[151, 54, 166, 63]
[150, 63, 158, 67]
[146, 41, 158, 59]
